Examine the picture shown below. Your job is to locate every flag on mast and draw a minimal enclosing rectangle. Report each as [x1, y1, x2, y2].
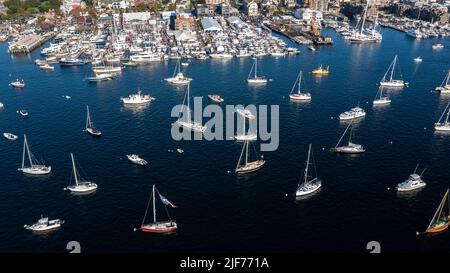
[158, 193, 178, 208]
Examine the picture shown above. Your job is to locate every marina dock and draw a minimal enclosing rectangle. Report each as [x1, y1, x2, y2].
[264, 22, 332, 46]
[8, 33, 55, 54]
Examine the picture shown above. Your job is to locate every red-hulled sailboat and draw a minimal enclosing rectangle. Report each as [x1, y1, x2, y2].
[134, 184, 178, 234]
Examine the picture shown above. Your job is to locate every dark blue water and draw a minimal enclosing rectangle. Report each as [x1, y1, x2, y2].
[1, 28, 449, 253]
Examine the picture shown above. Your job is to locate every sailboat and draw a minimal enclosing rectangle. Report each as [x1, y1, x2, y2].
[296, 144, 322, 197]
[18, 134, 51, 175]
[373, 86, 391, 105]
[417, 189, 450, 236]
[85, 105, 102, 136]
[380, 55, 406, 87]
[164, 60, 192, 85]
[174, 83, 207, 133]
[347, 3, 381, 43]
[247, 58, 268, 84]
[235, 140, 265, 174]
[435, 70, 450, 94]
[134, 184, 177, 234]
[64, 153, 98, 193]
[289, 70, 311, 101]
[435, 101, 450, 131]
[330, 119, 365, 154]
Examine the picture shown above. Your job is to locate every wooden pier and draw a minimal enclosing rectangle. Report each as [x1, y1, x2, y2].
[8, 32, 56, 54]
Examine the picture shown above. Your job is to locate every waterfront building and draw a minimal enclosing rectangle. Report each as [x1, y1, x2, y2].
[122, 12, 155, 32]
[294, 8, 323, 21]
[310, 0, 329, 12]
[284, 0, 297, 8]
[60, 0, 86, 15]
[201, 17, 223, 32]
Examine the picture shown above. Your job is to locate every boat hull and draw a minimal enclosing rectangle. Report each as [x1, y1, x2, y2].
[19, 166, 52, 175]
[140, 221, 177, 234]
[236, 160, 265, 174]
[86, 127, 102, 136]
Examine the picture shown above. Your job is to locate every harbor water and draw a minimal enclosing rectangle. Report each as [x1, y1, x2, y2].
[0, 28, 450, 252]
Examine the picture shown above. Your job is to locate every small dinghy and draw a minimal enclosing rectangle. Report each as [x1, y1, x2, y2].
[208, 94, 224, 103]
[3, 132, 18, 141]
[127, 154, 148, 165]
[10, 79, 25, 88]
[18, 110, 28, 117]
[24, 216, 64, 233]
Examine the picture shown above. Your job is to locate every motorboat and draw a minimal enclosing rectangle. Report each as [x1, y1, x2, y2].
[10, 79, 25, 88]
[339, 107, 366, 120]
[121, 89, 155, 105]
[126, 154, 148, 166]
[3, 132, 18, 140]
[208, 94, 224, 103]
[24, 216, 63, 232]
[397, 165, 426, 192]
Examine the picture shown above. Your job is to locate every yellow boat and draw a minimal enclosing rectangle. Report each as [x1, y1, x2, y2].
[417, 189, 450, 236]
[312, 65, 329, 76]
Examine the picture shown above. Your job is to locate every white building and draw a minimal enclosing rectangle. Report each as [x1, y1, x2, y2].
[294, 8, 323, 22]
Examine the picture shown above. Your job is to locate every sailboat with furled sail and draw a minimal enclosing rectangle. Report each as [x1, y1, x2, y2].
[289, 70, 311, 101]
[330, 118, 365, 154]
[247, 58, 268, 84]
[18, 134, 51, 175]
[296, 144, 322, 197]
[435, 70, 450, 94]
[64, 153, 97, 193]
[417, 189, 450, 236]
[134, 184, 178, 234]
[435, 101, 450, 131]
[235, 140, 265, 174]
[85, 105, 102, 136]
[373, 86, 391, 106]
[174, 83, 207, 133]
[380, 55, 406, 88]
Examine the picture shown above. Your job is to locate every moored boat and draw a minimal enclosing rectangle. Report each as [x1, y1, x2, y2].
[127, 154, 148, 166]
[24, 216, 63, 233]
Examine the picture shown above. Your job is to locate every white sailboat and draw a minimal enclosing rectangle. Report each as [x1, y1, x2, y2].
[247, 58, 268, 84]
[289, 70, 311, 101]
[380, 55, 405, 87]
[134, 184, 178, 234]
[330, 119, 365, 154]
[18, 135, 51, 175]
[85, 105, 102, 136]
[173, 83, 207, 133]
[235, 140, 265, 174]
[296, 144, 322, 197]
[64, 153, 98, 193]
[435, 70, 450, 94]
[164, 60, 192, 85]
[435, 101, 450, 131]
[373, 86, 391, 105]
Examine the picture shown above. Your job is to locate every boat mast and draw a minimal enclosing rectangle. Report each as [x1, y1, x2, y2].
[23, 135, 33, 167]
[236, 141, 246, 171]
[360, 2, 368, 35]
[153, 184, 156, 223]
[254, 58, 257, 78]
[21, 134, 26, 168]
[298, 71, 302, 95]
[86, 106, 90, 129]
[437, 101, 450, 124]
[335, 120, 352, 148]
[71, 153, 79, 186]
[245, 140, 249, 165]
[390, 56, 397, 82]
[427, 189, 449, 231]
[304, 143, 311, 185]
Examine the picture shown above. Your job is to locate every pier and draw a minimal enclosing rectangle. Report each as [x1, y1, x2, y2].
[8, 33, 56, 54]
[264, 22, 332, 46]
